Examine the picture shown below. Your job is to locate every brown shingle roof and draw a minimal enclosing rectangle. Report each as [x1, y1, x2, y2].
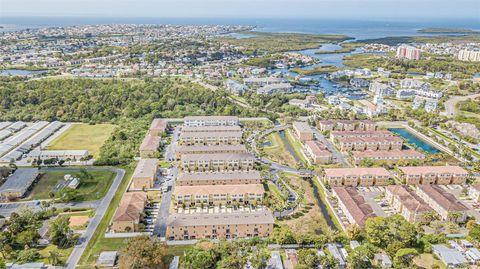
[112, 192, 147, 222]
[386, 185, 432, 213]
[149, 119, 167, 133]
[177, 171, 261, 182]
[139, 135, 161, 151]
[332, 187, 376, 226]
[399, 166, 468, 176]
[417, 185, 468, 212]
[174, 184, 264, 196]
[325, 167, 390, 178]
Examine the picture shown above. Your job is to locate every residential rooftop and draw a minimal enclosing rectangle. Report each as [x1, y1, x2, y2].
[167, 210, 274, 227]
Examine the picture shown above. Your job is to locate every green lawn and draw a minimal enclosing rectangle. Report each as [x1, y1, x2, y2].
[78, 165, 134, 266]
[285, 129, 308, 164]
[38, 245, 73, 266]
[262, 132, 297, 167]
[29, 169, 116, 201]
[414, 253, 447, 269]
[48, 123, 117, 158]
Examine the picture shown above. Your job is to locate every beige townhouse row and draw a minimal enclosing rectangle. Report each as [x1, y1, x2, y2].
[173, 184, 264, 207]
[175, 144, 247, 160]
[180, 153, 255, 171]
[398, 166, 468, 185]
[292, 121, 314, 141]
[130, 158, 158, 190]
[319, 120, 376, 132]
[302, 140, 332, 164]
[324, 167, 391, 187]
[166, 210, 274, 240]
[330, 130, 394, 140]
[335, 136, 403, 151]
[352, 149, 425, 164]
[184, 116, 239, 127]
[111, 192, 147, 233]
[176, 171, 261, 186]
[181, 125, 242, 133]
[416, 184, 468, 222]
[385, 185, 434, 223]
[178, 131, 243, 146]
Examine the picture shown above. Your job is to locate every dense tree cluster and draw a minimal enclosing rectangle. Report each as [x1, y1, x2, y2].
[0, 78, 265, 165]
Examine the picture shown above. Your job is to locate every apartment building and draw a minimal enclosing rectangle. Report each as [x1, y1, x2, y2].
[166, 210, 274, 240]
[324, 167, 391, 187]
[303, 140, 332, 164]
[396, 45, 421, 60]
[111, 192, 147, 232]
[178, 131, 242, 146]
[458, 50, 480, 62]
[183, 116, 239, 127]
[148, 118, 167, 136]
[385, 185, 434, 223]
[332, 187, 376, 227]
[139, 135, 161, 158]
[180, 153, 255, 171]
[130, 158, 158, 190]
[319, 120, 376, 132]
[176, 171, 261, 186]
[330, 130, 394, 140]
[416, 185, 468, 222]
[292, 121, 313, 141]
[173, 184, 264, 206]
[175, 144, 247, 159]
[181, 125, 242, 133]
[352, 149, 425, 164]
[335, 136, 403, 151]
[398, 166, 469, 185]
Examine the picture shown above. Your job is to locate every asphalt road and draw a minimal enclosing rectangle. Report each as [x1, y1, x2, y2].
[153, 166, 177, 238]
[311, 127, 349, 167]
[441, 93, 480, 117]
[65, 167, 125, 269]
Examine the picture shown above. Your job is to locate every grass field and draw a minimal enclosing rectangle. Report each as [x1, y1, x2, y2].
[414, 253, 447, 269]
[78, 165, 134, 267]
[262, 132, 297, 167]
[278, 172, 333, 235]
[285, 129, 308, 165]
[48, 124, 117, 158]
[29, 169, 116, 201]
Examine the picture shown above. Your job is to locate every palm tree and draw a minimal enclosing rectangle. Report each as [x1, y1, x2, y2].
[48, 250, 61, 265]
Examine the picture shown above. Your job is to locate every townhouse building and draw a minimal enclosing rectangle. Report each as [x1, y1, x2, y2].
[319, 120, 376, 132]
[166, 210, 274, 240]
[139, 135, 161, 158]
[398, 166, 469, 185]
[416, 185, 468, 222]
[175, 144, 247, 159]
[181, 125, 242, 133]
[180, 153, 255, 171]
[330, 130, 394, 140]
[292, 121, 313, 141]
[324, 167, 391, 187]
[332, 187, 377, 227]
[335, 136, 403, 152]
[148, 118, 168, 136]
[111, 192, 147, 233]
[183, 116, 239, 127]
[178, 131, 243, 145]
[130, 158, 158, 190]
[351, 149, 425, 164]
[176, 171, 261, 186]
[385, 185, 434, 223]
[173, 184, 264, 206]
[302, 140, 332, 164]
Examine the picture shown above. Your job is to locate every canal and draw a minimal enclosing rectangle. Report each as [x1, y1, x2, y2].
[389, 128, 440, 154]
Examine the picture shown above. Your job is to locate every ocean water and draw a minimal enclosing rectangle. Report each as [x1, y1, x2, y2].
[1, 16, 479, 40]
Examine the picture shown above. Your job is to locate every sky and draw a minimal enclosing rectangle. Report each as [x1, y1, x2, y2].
[0, 0, 479, 21]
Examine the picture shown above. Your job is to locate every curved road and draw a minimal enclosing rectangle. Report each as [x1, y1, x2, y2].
[441, 93, 480, 117]
[63, 167, 126, 269]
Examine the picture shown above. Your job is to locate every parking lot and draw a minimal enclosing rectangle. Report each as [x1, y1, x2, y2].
[143, 202, 160, 233]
